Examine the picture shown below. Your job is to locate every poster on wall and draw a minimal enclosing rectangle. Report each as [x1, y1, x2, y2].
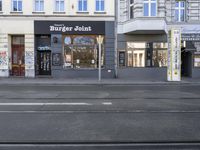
[25, 51, 34, 69]
[167, 29, 181, 81]
[0, 51, 8, 70]
[52, 53, 61, 66]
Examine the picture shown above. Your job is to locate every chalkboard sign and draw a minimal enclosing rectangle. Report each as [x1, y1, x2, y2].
[52, 53, 61, 66]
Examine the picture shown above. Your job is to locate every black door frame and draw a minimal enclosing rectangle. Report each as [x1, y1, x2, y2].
[37, 50, 52, 76]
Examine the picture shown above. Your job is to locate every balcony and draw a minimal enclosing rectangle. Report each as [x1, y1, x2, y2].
[118, 17, 167, 34]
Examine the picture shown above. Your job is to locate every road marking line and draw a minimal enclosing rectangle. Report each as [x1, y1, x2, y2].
[0, 103, 92, 106]
[102, 102, 112, 105]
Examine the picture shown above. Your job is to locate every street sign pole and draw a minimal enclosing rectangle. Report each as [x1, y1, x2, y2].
[97, 35, 104, 82]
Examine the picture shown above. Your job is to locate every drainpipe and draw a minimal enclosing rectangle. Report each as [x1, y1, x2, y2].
[114, 0, 118, 78]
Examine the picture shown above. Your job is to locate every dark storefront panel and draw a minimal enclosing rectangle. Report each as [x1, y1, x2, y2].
[117, 33, 200, 79]
[34, 21, 115, 78]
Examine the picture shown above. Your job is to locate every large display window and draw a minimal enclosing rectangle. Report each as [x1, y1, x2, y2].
[194, 53, 200, 67]
[153, 43, 168, 67]
[63, 35, 104, 69]
[127, 42, 145, 67]
[126, 42, 168, 68]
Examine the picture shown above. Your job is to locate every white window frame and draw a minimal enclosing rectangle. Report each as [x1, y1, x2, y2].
[34, 0, 44, 12]
[54, 0, 65, 12]
[78, 0, 87, 12]
[143, 0, 157, 17]
[0, 0, 2, 12]
[175, 1, 185, 22]
[12, 0, 23, 12]
[95, 0, 105, 12]
[129, 0, 134, 19]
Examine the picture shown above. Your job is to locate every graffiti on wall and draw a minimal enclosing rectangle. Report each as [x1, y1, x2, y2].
[25, 51, 34, 69]
[0, 51, 8, 69]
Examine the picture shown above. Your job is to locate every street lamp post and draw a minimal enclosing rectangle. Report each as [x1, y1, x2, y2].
[97, 35, 104, 82]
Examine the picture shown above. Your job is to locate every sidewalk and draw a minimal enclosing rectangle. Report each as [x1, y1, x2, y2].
[0, 77, 200, 85]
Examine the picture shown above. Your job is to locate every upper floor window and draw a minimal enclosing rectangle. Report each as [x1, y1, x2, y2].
[55, 0, 64, 12]
[0, 0, 2, 11]
[12, 0, 22, 12]
[143, 0, 156, 17]
[96, 0, 104, 11]
[129, 0, 134, 19]
[78, 0, 87, 11]
[35, 0, 44, 12]
[175, 1, 185, 22]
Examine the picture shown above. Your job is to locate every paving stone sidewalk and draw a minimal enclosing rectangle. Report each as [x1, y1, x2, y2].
[0, 77, 200, 85]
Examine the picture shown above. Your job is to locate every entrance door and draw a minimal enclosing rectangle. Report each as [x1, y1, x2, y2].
[133, 50, 145, 67]
[37, 51, 51, 75]
[181, 50, 192, 77]
[12, 36, 25, 76]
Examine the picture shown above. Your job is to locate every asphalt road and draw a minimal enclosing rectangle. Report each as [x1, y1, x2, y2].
[0, 84, 200, 149]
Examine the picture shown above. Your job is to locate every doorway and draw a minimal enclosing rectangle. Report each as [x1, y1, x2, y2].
[37, 50, 51, 75]
[127, 50, 145, 67]
[11, 36, 25, 76]
[181, 50, 192, 77]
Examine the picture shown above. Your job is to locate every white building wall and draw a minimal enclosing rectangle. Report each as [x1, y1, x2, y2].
[1, 0, 114, 16]
[0, 0, 115, 77]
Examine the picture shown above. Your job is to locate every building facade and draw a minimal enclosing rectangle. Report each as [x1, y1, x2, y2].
[118, 0, 200, 80]
[0, 0, 115, 78]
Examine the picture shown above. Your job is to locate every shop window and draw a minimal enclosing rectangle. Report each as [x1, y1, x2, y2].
[127, 42, 146, 67]
[152, 43, 168, 67]
[35, 0, 44, 12]
[194, 53, 200, 67]
[175, 1, 185, 22]
[55, 0, 64, 12]
[12, 0, 22, 12]
[78, 0, 87, 11]
[143, 0, 157, 17]
[0, 0, 2, 11]
[63, 35, 104, 69]
[126, 42, 167, 68]
[96, 0, 104, 12]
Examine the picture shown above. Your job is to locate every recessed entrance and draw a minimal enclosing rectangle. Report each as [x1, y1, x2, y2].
[11, 36, 25, 76]
[37, 50, 51, 75]
[181, 49, 192, 77]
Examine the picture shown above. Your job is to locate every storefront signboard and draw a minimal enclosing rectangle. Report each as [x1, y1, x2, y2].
[182, 34, 200, 41]
[168, 29, 181, 81]
[34, 21, 105, 35]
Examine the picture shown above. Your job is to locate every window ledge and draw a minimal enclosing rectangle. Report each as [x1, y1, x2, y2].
[76, 11, 89, 14]
[32, 11, 45, 14]
[53, 11, 65, 14]
[10, 11, 23, 14]
[0, 11, 3, 14]
[94, 11, 106, 14]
